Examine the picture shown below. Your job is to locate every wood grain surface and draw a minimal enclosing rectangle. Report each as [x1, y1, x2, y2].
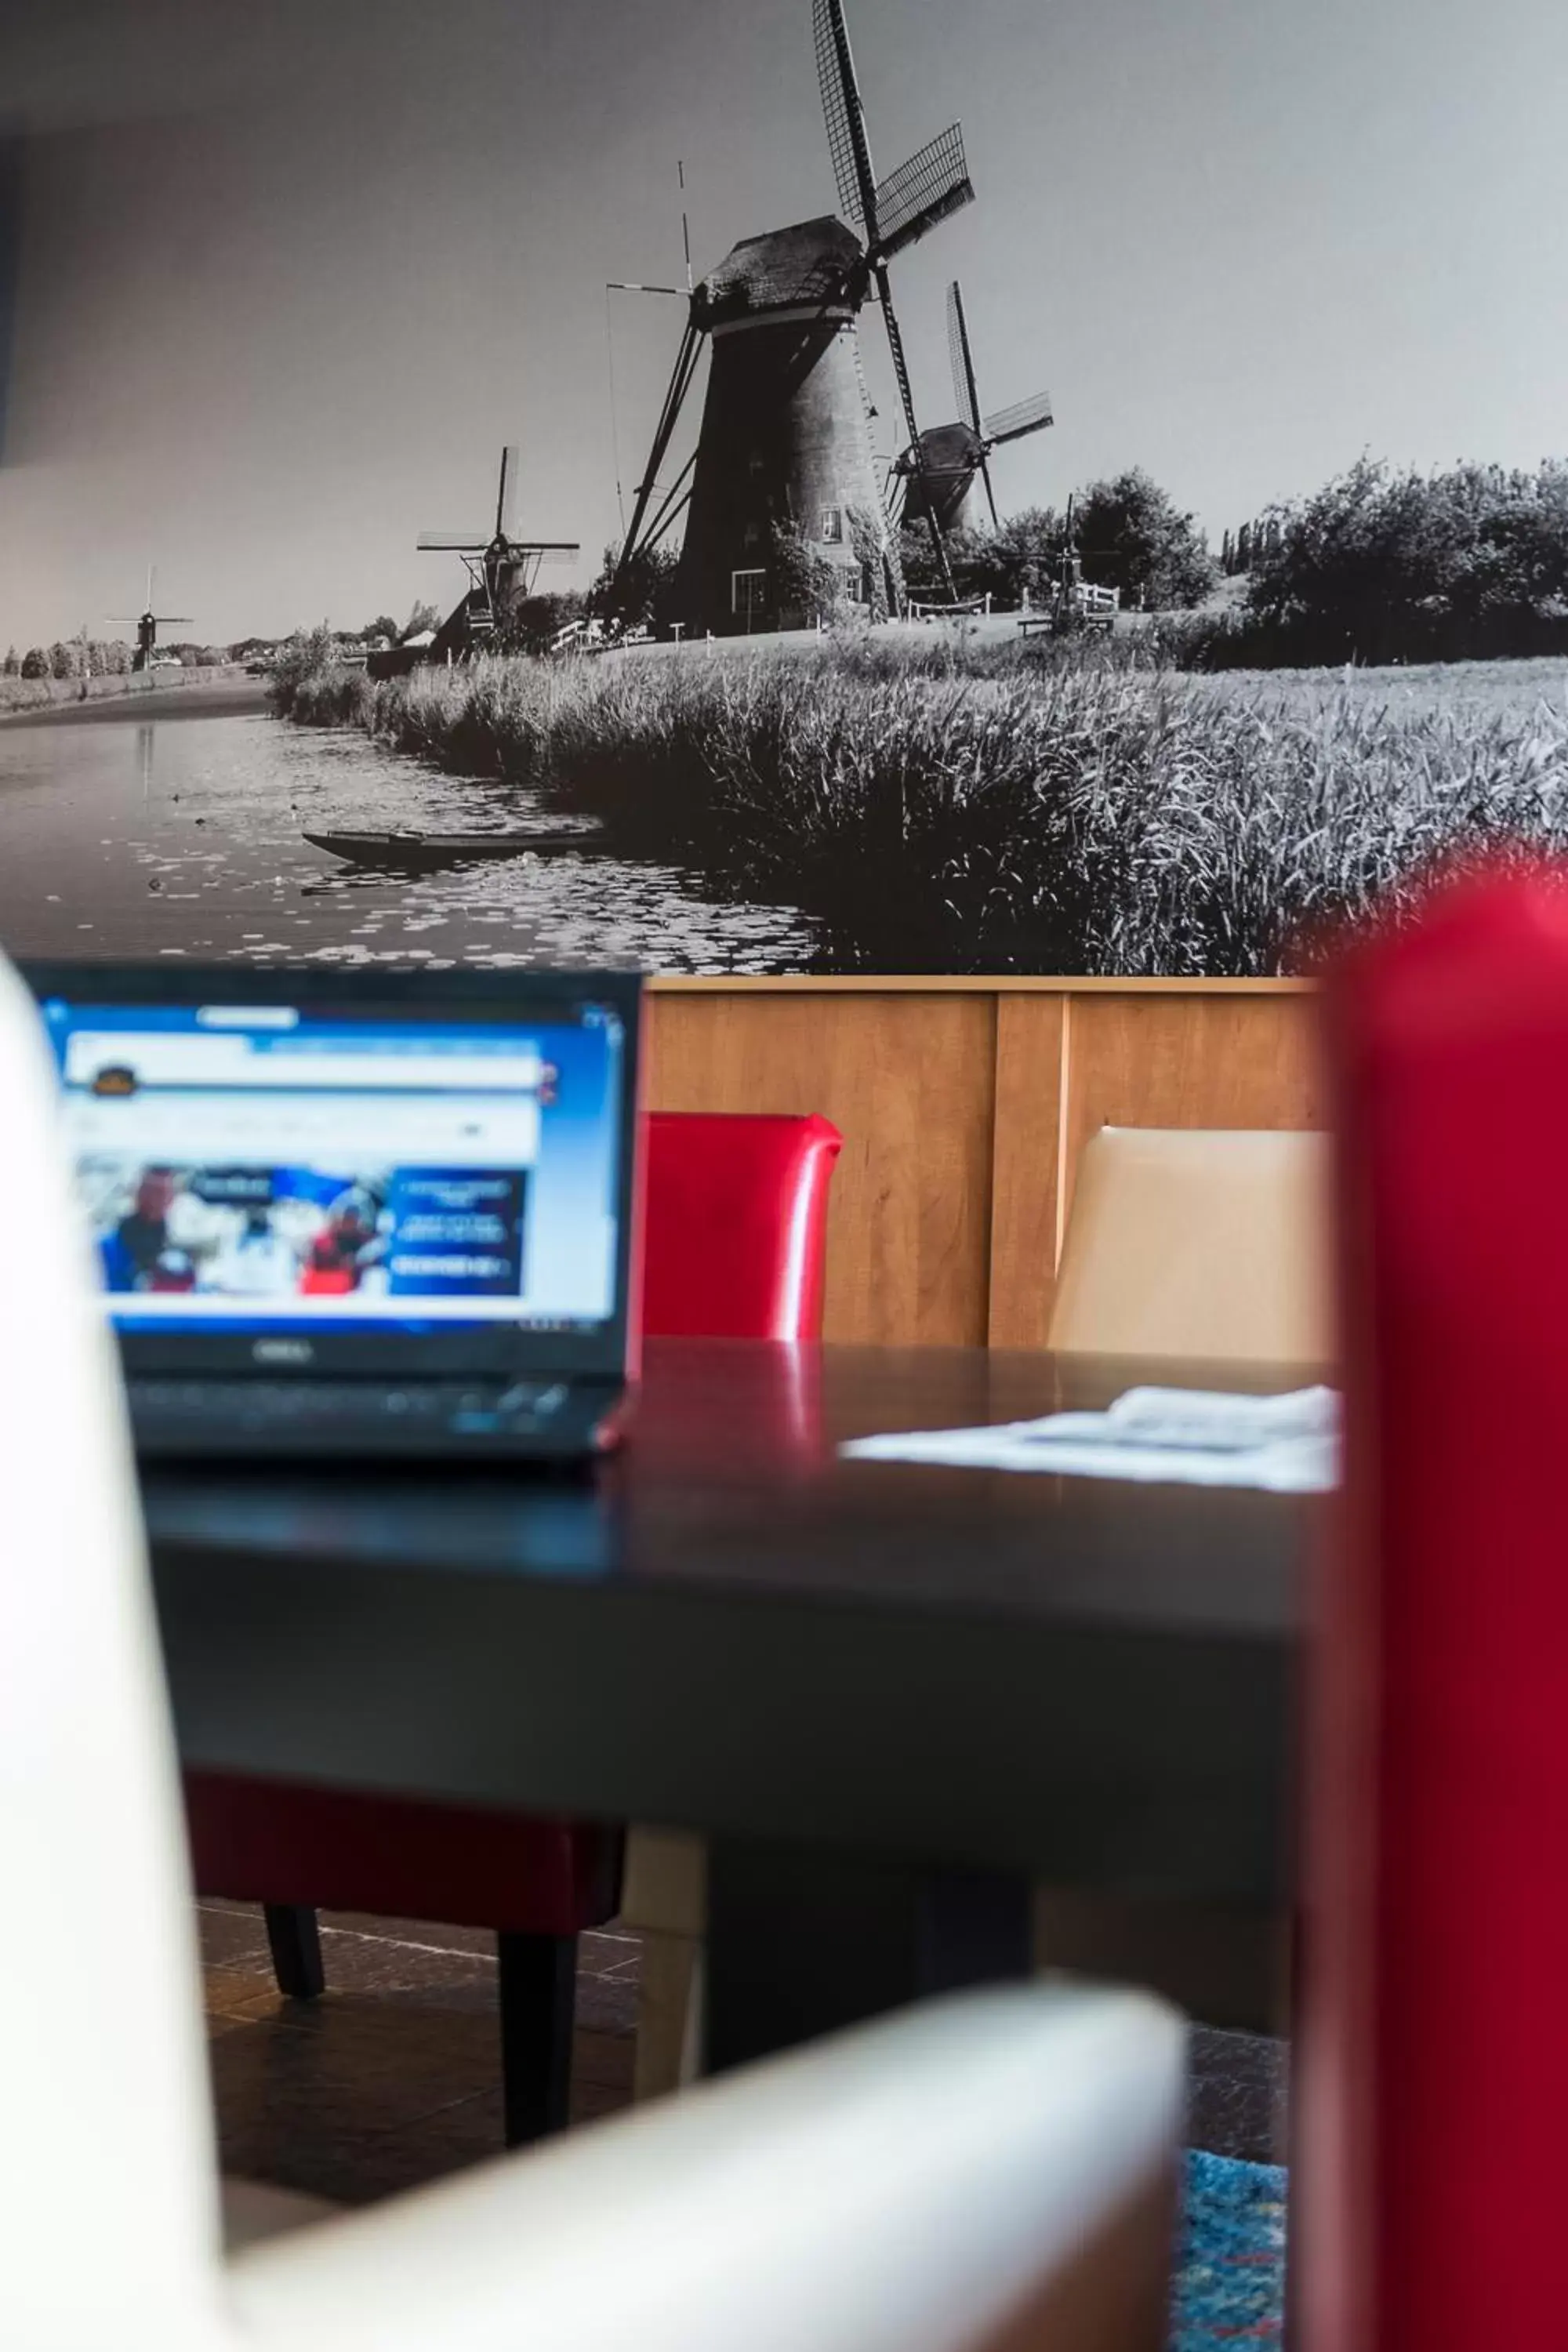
[644, 982, 1323, 1347]
[645, 989, 996, 1345]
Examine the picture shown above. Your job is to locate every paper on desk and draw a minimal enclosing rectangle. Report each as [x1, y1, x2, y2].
[839, 1384, 1340, 1494]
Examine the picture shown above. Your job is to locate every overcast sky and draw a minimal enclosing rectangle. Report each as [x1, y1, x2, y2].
[2, 0, 1565, 648]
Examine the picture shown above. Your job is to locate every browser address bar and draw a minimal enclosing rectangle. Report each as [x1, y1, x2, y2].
[64, 1033, 543, 1093]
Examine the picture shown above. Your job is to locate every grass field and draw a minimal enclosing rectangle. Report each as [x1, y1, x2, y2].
[0, 665, 257, 722]
[277, 641, 1568, 974]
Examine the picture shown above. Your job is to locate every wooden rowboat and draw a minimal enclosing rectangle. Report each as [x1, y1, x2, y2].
[303, 828, 615, 872]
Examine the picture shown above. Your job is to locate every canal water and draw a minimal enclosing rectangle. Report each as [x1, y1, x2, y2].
[0, 706, 816, 972]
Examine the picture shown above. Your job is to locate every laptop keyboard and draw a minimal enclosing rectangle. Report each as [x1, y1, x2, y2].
[129, 1377, 569, 1439]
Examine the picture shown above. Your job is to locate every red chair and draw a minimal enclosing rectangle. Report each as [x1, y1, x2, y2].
[1301, 863, 1568, 2352]
[641, 1112, 841, 1341]
[185, 1109, 842, 2144]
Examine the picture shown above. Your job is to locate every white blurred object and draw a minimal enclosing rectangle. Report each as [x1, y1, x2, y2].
[0, 946, 1185, 2352]
[843, 1385, 1339, 1492]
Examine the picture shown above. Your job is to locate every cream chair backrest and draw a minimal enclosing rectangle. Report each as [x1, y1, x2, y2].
[1049, 1125, 1333, 1366]
[0, 954, 228, 2347]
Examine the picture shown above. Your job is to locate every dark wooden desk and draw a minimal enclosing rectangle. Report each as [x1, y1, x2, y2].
[145, 1341, 1309, 2064]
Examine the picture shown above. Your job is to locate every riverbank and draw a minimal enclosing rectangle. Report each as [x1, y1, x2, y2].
[0, 671, 270, 728]
[277, 644, 1568, 975]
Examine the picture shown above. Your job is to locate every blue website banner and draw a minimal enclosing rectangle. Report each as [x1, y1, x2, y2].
[385, 1168, 528, 1299]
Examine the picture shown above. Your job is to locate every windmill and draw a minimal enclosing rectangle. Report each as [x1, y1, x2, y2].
[894, 278, 1054, 535]
[610, 0, 975, 636]
[812, 0, 975, 600]
[109, 568, 193, 673]
[417, 446, 580, 658]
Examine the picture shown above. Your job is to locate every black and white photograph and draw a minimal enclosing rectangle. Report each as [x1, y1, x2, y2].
[3, 0, 1566, 975]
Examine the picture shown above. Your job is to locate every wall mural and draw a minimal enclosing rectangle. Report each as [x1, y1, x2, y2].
[2, 0, 1565, 977]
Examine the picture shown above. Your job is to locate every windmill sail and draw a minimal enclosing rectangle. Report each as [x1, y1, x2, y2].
[983, 390, 1055, 445]
[494, 445, 520, 539]
[948, 281, 983, 436]
[814, 0, 878, 233]
[873, 125, 974, 259]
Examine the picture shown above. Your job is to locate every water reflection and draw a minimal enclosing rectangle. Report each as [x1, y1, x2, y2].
[0, 709, 817, 973]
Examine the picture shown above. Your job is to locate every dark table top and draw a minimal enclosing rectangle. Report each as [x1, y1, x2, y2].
[146, 1341, 1316, 1907]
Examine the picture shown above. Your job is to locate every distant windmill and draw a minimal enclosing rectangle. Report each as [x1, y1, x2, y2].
[417, 446, 580, 657]
[813, 0, 975, 596]
[109, 568, 193, 673]
[611, 0, 975, 635]
[895, 279, 1054, 534]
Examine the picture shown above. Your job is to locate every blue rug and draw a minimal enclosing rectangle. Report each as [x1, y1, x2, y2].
[1170, 2151, 1287, 2347]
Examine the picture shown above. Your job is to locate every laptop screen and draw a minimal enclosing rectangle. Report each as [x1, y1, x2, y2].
[28, 971, 639, 1372]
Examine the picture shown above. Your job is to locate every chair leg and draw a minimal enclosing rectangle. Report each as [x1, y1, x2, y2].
[633, 1929, 705, 2102]
[263, 1903, 325, 2001]
[497, 1931, 576, 2148]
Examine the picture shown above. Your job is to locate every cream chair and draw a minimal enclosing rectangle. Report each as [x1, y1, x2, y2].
[622, 1824, 709, 2099]
[1040, 1123, 1327, 2028]
[1049, 1125, 1333, 1366]
[0, 952, 1186, 2352]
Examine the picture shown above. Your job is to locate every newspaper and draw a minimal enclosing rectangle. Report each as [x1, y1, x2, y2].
[840, 1384, 1339, 1494]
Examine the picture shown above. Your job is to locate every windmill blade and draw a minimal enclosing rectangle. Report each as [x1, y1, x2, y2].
[947, 280, 983, 437]
[984, 390, 1054, 446]
[499, 542, 582, 570]
[873, 125, 974, 260]
[978, 453, 1000, 531]
[876, 270, 957, 600]
[418, 532, 488, 550]
[814, 0, 879, 236]
[154, 616, 193, 626]
[494, 445, 521, 539]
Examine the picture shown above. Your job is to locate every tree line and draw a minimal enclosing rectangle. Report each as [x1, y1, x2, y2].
[2, 601, 448, 685]
[898, 468, 1218, 613]
[1196, 457, 1568, 666]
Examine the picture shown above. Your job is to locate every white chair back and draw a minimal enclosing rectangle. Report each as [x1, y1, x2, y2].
[0, 954, 226, 2344]
[0, 956, 1188, 2352]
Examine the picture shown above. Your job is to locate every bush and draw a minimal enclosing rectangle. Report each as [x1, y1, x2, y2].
[1072, 471, 1218, 611]
[768, 520, 853, 628]
[495, 590, 586, 655]
[1232, 458, 1568, 666]
[586, 543, 681, 633]
[268, 625, 345, 714]
[898, 474, 1215, 614]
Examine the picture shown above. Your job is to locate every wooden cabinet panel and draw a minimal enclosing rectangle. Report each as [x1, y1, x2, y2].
[645, 991, 996, 1346]
[643, 982, 1322, 1348]
[987, 994, 1067, 1350]
[1058, 993, 1326, 1243]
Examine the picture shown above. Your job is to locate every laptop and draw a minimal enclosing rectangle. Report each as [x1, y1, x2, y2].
[24, 963, 643, 1461]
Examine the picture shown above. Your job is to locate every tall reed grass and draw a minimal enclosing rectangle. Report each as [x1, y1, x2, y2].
[278, 647, 1568, 973]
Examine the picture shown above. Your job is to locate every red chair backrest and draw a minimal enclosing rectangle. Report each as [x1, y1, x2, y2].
[1305, 864, 1568, 2352]
[641, 1112, 841, 1341]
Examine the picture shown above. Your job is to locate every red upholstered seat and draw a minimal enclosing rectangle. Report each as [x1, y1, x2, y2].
[1302, 864, 1568, 2352]
[183, 1107, 841, 2136]
[641, 1112, 841, 1341]
[183, 1780, 619, 1935]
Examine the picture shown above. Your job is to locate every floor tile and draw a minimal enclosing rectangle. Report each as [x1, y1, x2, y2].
[1186, 2026, 1289, 2164]
[203, 1901, 1290, 2205]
